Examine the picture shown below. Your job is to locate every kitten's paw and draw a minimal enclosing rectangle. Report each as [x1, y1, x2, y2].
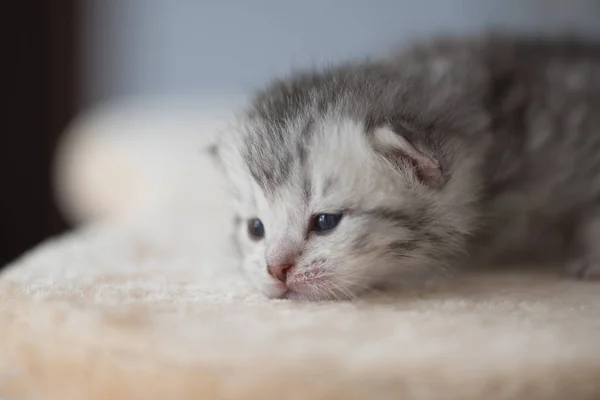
[566, 258, 600, 280]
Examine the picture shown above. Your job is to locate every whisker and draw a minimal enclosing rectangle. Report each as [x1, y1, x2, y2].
[333, 282, 357, 300]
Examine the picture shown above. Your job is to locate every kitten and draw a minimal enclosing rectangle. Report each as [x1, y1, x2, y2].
[211, 35, 600, 301]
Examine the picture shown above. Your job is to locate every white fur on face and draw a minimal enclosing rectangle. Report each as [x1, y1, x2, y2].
[223, 116, 469, 301]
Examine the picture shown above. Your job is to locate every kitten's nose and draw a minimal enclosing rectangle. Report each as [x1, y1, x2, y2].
[267, 264, 293, 283]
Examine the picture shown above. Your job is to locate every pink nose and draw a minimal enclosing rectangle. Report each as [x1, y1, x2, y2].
[267, 264, 293, 283]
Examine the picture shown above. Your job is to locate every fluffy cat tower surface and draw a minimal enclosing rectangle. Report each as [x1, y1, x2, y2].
[1, 98, 600, 400]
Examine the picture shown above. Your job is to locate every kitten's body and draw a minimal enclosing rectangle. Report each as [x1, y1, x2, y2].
[215, 35, 600, 300]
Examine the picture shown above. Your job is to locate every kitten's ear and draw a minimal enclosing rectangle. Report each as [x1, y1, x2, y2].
[370, 126, 444, 189]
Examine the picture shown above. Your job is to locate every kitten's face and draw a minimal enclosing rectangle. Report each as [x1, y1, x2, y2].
[218, 114, 472, 301]
[214, 57, 486, 301]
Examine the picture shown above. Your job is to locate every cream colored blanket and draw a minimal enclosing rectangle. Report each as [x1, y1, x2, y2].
[1, 100, 599, 400]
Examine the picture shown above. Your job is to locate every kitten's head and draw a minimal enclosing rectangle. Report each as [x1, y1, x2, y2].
[214, 54, 490, 301]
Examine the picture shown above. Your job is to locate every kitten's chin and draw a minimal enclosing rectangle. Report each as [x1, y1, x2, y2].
[259, 281, 288, 299]
[283, 282, 356, 302]
[283, 289, 354, 302]
[259, 282, 351, 302]
[256, 277, 358, 302]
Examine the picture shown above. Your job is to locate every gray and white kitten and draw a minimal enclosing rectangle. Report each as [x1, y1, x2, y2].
[212, 35, 600, 301]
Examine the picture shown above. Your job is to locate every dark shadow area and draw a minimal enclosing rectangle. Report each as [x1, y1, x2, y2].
[1, 2, 77, 268]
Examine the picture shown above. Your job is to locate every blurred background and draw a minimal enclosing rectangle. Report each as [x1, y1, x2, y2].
[4, 1, 600, 268]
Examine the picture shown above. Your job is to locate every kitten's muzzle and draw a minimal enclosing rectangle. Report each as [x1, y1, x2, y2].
[267, 264, 293, 283]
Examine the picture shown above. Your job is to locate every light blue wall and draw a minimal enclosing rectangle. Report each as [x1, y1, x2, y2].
[82, 0, 600, 105]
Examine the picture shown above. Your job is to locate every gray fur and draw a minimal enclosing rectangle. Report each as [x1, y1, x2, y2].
[215, 34, 600, 301]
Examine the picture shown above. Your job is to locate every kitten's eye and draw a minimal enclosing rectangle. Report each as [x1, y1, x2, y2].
[313, 213, 343, 233]
[247, 218, 265, 240]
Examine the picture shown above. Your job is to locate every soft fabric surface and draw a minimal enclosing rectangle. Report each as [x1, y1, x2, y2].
[2, 99, 600, 399]
[2, 216, 600, 399]
[53, 97, 244, 225]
